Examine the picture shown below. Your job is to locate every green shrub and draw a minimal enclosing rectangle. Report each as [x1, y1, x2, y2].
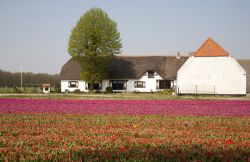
[132, 90, 140, 94]
[105, 87, 113, 93]
[16, 89, 23, 93]
[159, 89, 174, 95]
[53, 87, 61, 93]
[94, 90, 102, 93]
[73, 89, 81, 94]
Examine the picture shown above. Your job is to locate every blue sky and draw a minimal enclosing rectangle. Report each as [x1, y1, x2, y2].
[0, 0, 250, 74]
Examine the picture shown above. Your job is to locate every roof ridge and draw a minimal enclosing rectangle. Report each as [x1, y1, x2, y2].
[193, 37, 229, 57]
[118, 55, 189, 58]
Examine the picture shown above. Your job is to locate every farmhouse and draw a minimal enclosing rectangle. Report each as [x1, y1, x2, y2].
[177, 38, 246, 95]
[60, 38, 250, 94]
[60, 56, 188, 92]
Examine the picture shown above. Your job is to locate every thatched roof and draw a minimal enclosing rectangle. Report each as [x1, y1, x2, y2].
[60, 57, 250, 93]
[41, 83, 50, 87]
[60, 59, 81, 80]
[238, 59, 250, 93]
[60, 56, 188, 80]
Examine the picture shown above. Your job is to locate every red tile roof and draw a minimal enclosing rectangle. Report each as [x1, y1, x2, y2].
[193, 37, 229, 57]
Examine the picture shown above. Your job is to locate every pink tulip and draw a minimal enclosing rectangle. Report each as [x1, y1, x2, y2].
[0, 98, 249, 116]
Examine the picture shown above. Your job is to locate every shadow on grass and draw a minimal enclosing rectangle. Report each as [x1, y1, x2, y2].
[19, 144, 249, 161]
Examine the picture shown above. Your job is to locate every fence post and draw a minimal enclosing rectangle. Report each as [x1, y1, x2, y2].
[196, 85, 197, 94]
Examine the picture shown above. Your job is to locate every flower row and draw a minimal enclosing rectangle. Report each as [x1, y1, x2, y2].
[0, 98, 249, 116]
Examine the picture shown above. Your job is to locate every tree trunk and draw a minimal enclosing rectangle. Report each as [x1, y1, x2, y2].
[89, 81, 94, 92]
[89, 56, 96, 92]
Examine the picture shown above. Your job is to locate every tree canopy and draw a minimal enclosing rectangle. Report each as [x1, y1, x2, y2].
[68, 8, 122, 89]
[0, 69, 59, 87]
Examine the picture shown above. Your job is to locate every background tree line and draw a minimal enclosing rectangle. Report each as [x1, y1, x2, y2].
[0, 69, 60, 87]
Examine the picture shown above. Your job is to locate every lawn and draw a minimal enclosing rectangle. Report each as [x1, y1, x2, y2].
[0, 87, 38, 94]
[0, 92, 250, 100]
[0, 99, 249, 161]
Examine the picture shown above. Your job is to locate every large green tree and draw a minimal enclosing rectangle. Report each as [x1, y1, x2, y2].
[68, 8, 122, 90]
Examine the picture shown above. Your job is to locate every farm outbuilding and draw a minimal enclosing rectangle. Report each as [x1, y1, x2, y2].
[60, 56, 188, 92]
[238, 59, 250, 93]
[177, 38, 246, 95]
[41, 83, 51, 94]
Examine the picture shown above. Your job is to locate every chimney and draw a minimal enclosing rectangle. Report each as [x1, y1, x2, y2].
[176, 51, 181, 59]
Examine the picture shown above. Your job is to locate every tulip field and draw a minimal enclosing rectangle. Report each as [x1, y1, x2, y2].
[0, 98, 249, 161]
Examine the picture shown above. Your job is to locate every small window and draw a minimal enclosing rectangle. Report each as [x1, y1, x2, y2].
[111, 80, 127, 90]
[148, 70, 155, 78]
[44, 87, 49, 91]
[134, 81, 146, 88]
[68, 81, 78, 88]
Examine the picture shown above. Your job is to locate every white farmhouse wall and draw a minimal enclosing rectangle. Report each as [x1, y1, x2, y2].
[177, 56, 246, 95]
[103, 72, 164, 92]
[61, 80, 86, 92]
[61, 72, 172, 93]
[100, 80, 109, 91]
[127, 72, 164, 92]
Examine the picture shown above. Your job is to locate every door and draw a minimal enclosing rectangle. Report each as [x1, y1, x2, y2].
[111, 80, 127, 90]
[158, 80, 171, 89]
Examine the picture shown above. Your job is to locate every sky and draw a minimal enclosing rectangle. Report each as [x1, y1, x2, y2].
[0, 0, 250, 74]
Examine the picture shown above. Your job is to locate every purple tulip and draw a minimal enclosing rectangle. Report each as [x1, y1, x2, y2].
[0, 98, 249, 116]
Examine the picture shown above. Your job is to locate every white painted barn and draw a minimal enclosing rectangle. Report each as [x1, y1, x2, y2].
[177, 38, 246, 95]
[60, 56, 188, 93]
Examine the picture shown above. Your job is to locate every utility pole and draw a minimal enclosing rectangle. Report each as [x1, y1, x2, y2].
[21, 65, 23, 92]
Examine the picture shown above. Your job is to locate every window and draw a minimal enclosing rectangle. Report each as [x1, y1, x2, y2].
[111, 80, 127, 90]
[134, 81, 146, 88]
[148, 70, 155, 78]
[87, 82, 101, 90]
[93, 83, 100, 90]
[157, 80, 171, 89]
[68, 81, 78, 88]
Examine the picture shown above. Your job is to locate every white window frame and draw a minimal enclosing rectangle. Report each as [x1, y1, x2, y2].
[68, 81, 78, 88]
[134, 81, 146, 88]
